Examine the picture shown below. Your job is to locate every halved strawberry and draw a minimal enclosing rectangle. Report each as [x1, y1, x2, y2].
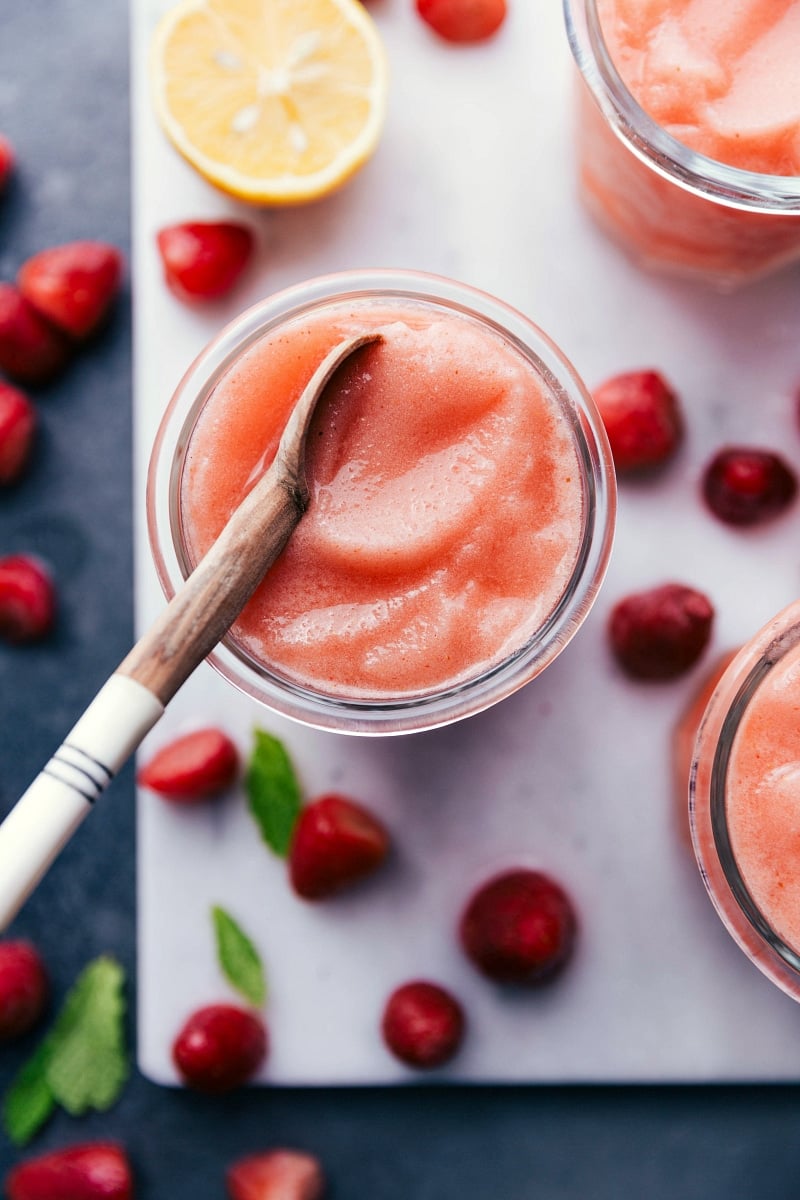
[289, 794, 389, 900]
[18, 242, 123, 341]
[0, 382, 36, 485]
[227, 1151, 325, 1200]
[137, 728, 239, 802]
[156, 221, 254, 302]
[0, 284, 71, 386]
[5, 1143, 133, 1200]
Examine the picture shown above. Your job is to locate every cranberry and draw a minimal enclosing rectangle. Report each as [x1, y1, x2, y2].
[0, 554, 56, 643]
[609, 582, 714, 681]
[382, 980, 465, 1068]
[0, 940, 48, 1040]
[173, 1003, 267, 1093]
[460, 869, 577, 984]
[702, 447, 797, 526]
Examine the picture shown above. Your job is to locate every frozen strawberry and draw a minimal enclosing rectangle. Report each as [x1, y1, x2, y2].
[416, 0, 507, 42]
[0, 940, 48, 1040]
[18, 241, 123, 341]
[156, 221, 254, 302]
[702, 447, 797, 526]
[381, 980, 465, 1068]
[5, 1143, 133, 1200]
[460, 869, 577, 984]
[173, 1003, 267, 1093]
[592, 369, 683, 472]
[289, 794, 389, 900]
[0, 382, 36, 485]
[0, 554, 56, 643]
[609, 583, 714, 681]
[0, 284, 72, 387]
[0, 134, 14, 193]
[137, 728, 239, 801]
[226, 1151, 325, 1200]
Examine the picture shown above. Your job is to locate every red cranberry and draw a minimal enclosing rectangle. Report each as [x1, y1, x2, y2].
[172, 1003, 267, 1093]
[0, 940, 48, 1040]
[382, 980, 465, 1068]
[460, 869, 577, 984]
[0, 554, 56, 643]
[609, 582, 714, 681]
[702, 447, 797, 526]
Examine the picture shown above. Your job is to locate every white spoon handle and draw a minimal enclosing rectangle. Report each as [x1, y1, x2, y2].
[0, 675, 163, 930]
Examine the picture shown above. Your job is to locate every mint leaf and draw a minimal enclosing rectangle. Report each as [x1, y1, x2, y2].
[46, 957, 128, 1115]
[246, 729, 302, 857]
[212, 906, 267, 1007]
[2, 956, 128, 1145]
[2, 1041, 55, 1146]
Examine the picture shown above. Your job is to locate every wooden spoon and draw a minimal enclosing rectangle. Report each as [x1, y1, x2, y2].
[0, 332, 381, 931]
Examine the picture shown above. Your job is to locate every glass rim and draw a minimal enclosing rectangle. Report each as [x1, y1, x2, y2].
[563, 0, 800, 213]
[147, 268, 616, 736]
[690, 601, 800, 998]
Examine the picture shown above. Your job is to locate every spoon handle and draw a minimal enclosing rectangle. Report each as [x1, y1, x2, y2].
[0, 333, 380, 930]
[0, 676, 163, 930]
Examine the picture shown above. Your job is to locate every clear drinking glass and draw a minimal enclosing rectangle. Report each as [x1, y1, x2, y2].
[690, 601, 800, 1001]
[147, 270, 615, 735]
[563, 0, 800, 286]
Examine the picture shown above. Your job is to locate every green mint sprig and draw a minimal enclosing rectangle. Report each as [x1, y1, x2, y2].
[3, 955, 128, 1146]
[212, 906, 267, 1007]
[245, 729, 302, 858]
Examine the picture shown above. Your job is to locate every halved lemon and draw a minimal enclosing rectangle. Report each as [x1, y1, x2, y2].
[151, 0, 388, 204]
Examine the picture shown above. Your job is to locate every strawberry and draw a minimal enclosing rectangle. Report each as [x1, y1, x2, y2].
[0, 382, 36, 485]
[5, 1143, 133, 1200]
[289, 794, 389, 900]
[381, 980, 465, 1069]
[173, 1003, 267, 1093]
[18, 241, 123, 341]
[0, 554, 56, 643]
[592, 369, 683, 473]
[460, 869, 577, 984]
[0, 284, 72, 387]
[137, 728, 239, 802]
[609, 582, 714, 681]
[702, 447, 797, 526]
[0, 134, 14, 193]
[227, 1151, 325, 1200]
[0, 940, 48, 1040]
[416, 0, 507, 43]
[156, 221, 254, 302]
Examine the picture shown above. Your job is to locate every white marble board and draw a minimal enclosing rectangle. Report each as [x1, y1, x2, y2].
[132, 0, 800, 1083]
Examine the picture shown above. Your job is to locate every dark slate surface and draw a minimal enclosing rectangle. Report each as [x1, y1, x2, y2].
[2, 2, 800, 1196]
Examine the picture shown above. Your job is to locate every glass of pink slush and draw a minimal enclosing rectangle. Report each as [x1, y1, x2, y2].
[563, 0, 800, 286]
[691, 602, 800, 1001]
[147, 271, 615, 734]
